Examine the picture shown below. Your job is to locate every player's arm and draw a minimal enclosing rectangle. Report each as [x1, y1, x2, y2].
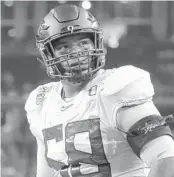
[117, 101, 174, 177]
[141, 137, 174, 177]
[101, 66, 174, 176]
[24, 84, 59, 177]
[26, 111, 57, 177]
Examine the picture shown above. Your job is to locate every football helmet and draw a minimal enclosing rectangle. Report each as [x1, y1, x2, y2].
[36, 4, 106, 83]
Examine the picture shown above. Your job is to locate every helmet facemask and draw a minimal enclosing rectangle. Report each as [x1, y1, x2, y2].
[37, 30, 105, 83]
[36, 5, 106, 83]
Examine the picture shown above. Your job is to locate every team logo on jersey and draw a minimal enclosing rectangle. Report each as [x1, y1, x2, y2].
[36, 86, 50, 105]
[88, 85, 98, 96]
[60, 104, 74, 111]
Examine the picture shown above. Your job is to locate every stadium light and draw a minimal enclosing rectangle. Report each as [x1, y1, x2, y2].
[119, 0, 129, 4]
[82, 0, 91, 10]
[4, 0, 14, 7]
[57, 0, 67, 4]
[108, 37, 119, 48]
[8, 28, 16, 37]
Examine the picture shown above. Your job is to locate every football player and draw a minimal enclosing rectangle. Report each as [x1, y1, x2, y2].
[25, 4, 174, 177]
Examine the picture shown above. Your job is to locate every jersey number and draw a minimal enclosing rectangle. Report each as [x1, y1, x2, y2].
[42, 118, 111, 177]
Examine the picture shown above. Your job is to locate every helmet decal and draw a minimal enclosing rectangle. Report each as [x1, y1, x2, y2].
[86, 12, 95, 23]
[61, 25, 81, 33]
[67, 25, 74, 33]
[38, 20, 50, 36]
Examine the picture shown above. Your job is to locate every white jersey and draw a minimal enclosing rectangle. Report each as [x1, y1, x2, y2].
[25, 65, 154, 177]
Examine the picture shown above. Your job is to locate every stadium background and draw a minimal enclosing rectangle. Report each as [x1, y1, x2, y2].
[1, 1, 174, 177]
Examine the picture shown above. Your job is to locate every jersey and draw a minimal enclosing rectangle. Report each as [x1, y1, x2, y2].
[25, 65, 155, 177]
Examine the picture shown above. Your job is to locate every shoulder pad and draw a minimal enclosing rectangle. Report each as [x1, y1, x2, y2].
[24, 82, 58, 112]
[101, 65, 154, 104]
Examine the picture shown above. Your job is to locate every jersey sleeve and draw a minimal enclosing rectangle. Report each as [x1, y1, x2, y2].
[98, 65, 155, 128]
[24, 82, 56, 141]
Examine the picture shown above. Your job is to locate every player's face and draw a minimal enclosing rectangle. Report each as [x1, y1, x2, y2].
[52, 34, 95, 76]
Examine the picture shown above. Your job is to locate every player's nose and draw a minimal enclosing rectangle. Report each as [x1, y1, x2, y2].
[68, 47, 85, 61]
[70, 44, 82, 53]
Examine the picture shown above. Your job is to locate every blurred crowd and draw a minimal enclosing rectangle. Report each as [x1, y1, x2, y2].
[1, 71, 37, 177]
[1, 62, 54, 177]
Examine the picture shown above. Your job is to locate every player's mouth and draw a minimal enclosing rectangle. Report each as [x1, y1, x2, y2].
[62, 57, 92, 72]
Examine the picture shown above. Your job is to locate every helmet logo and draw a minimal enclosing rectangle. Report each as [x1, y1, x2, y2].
[38, 20, 50, 36]
[67, 25, 74, 33]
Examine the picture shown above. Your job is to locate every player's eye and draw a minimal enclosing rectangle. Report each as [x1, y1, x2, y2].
[62, 45, 69, 50]
[55, 44, 69, 51]
[79, 39, 90, 46]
